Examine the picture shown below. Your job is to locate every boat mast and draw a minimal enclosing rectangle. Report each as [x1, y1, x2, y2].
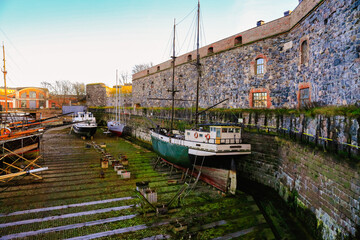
[2, 43, 8, 114]
[170, 18, 177, 133]
[115, 69, 118, 122]
[195, 0, 201, 127]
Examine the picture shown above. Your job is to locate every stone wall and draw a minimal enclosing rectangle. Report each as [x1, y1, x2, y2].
[238, 132, 359, 239]
[132, 0, 360, 109]
[86, 84, 107, 107]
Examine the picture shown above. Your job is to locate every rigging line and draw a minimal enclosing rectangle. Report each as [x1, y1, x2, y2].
[6, 51, 23, 71]
[187, 12, 197, 53]
[176, 6, 197, 26]
[177, 9, 197, 55]
[0, 27, 28, 63]
[200, 11, 207, 47]
[161, 29, 173, 61]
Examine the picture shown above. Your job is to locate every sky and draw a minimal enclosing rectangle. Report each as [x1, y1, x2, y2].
[0, 0, 299, 88]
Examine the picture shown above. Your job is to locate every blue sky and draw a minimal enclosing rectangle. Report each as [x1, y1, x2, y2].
[0, 0, 299, 88]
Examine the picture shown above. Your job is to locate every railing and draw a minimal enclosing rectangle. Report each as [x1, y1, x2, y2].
[184, 137, 243, 145]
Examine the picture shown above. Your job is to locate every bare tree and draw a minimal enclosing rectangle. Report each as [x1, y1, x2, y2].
[119, 71, 130, 84]
[41, 80, 85, 106]
[72, 82, 86, 101]
[132, 62, 153, 74]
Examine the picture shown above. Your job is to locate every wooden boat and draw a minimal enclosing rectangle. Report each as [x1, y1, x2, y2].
[150, 1, 251, 194]
[72, 112, 97, 137]
[107, 70, 125, 136]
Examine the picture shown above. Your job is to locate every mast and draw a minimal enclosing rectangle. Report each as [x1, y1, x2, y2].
[195, 0, 201, 126]
[2, 43, 8, 114]
[170, 18, 176, 133]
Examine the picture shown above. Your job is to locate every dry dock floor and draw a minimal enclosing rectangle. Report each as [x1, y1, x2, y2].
[0, 129, 275, 239]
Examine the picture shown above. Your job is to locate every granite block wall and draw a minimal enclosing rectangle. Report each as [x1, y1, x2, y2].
[238, 132, 359, 239]
[132, 0, 360, 109]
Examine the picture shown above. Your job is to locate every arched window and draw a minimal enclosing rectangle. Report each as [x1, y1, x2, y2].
[187, 55, 192, 62]
[157, 66, 160, 71]
[207, 47, 214, 55]
[255, 58, 264, 75]
[234, 36, 242, 45]
[301, 40, 308, 64]
[21, 92, 27, 98]
[147, 70, 150, 75]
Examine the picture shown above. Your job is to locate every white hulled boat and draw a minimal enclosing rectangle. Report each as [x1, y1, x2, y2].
[72, 111, 97, 138]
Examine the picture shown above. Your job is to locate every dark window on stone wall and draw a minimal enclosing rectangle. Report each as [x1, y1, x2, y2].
[147, 70, 150, 74]
[255, 58, 264, 75]
[299, 87, 310, 107]
[301, 40, 308, 64]
[157, 66, 160, 71]
[207, 47, 214, 55]
[252, 92, 267, 108]
[187, 55, 192, 61]
[234, 36, 242, 45]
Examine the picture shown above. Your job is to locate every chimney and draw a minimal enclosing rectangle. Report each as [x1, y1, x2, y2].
[284, 10, 292, 16]
[257, 20, 265, 27]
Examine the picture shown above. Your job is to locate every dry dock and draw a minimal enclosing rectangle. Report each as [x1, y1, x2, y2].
[0, 129, 274, 239]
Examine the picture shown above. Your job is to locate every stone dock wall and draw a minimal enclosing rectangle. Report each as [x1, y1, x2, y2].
[132, 0, 360, 109]
[239, 133, 359, 240]
[89, 108, 360, 239]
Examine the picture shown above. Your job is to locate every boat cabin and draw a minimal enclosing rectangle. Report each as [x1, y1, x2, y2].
[185, 126, 242, 144]
[73, 112, 96, 123]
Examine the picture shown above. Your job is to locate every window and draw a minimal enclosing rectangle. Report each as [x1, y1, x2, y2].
[39, 93, 44, 99]
[234, 36, 242, 45]
[301, 40, 308, 64]
[299, 87, 310, 107]
[222, 128, 227, 133]
[187, 55, 192, 61]
[39, 100, 45, 108]
[228, 128, 234, 133]
[255, 58, 264, 75]
[252, 92, 267, 108]
[21, 100, 27, 108]
[187, 132, 190, 135]
[21, 92, 27, 98]
[157, 66, 160, 71]
[235, 128, 240, 133]
[29, 91, 36, 98]
[207, 47, 214, 55]
[147, 70, 150, 75]
[199, 134, 203, 137]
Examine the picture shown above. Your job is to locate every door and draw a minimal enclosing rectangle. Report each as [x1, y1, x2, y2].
[216, 128, 221, 144]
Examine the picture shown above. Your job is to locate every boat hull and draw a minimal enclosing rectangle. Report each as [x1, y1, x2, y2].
[73, 125, 97, 137]
[151, 134, 191, 168]
[107, 121, 125, 136]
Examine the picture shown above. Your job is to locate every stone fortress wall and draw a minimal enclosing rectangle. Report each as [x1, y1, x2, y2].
[132, 0, 360, 109]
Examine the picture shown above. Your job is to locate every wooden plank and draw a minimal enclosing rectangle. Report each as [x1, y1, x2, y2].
[0, 204, 134, 228]
[142, 234, 170, 240]
[0, 143, 38, 157]
[66, 221, 169, 240]
[0, 196, 133, 217]
[210, 227, 255, 240]
[0, 214, 137, 240]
